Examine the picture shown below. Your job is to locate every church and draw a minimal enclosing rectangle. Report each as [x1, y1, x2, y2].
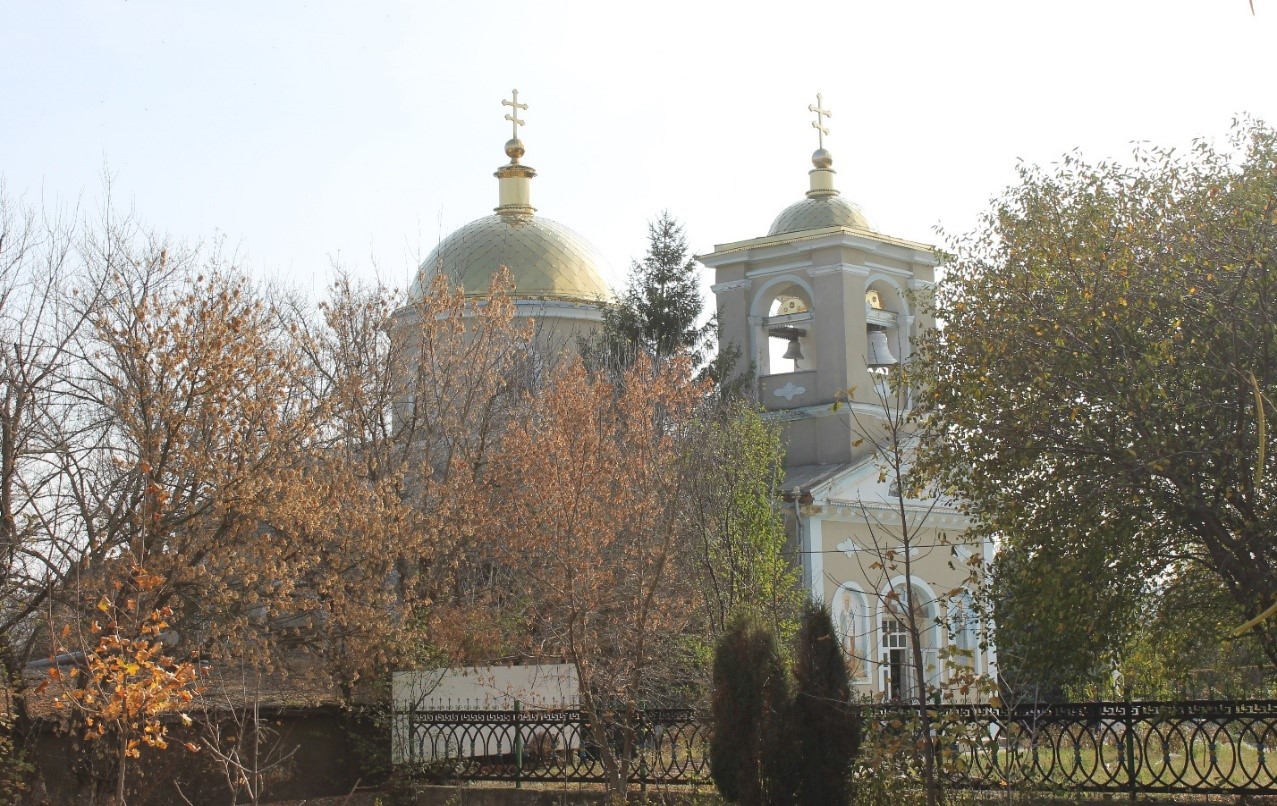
[400, 91, 995, 702]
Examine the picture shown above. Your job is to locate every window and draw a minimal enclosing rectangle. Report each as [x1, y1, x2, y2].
[947, 590, 980, 671]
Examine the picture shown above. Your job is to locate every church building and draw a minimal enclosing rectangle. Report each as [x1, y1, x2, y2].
[700, 96, 995, 700]
[400, 91, 994, 702]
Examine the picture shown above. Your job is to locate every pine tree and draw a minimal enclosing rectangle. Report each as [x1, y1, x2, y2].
[600, 212, 710, 369]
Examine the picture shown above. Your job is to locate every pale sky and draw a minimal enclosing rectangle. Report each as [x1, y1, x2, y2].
[4, 1, 1275, 298]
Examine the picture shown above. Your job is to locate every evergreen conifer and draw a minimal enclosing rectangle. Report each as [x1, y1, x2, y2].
[600, 212, 710, 369]
[709, 613, 790, 806]
[787, 600, 860, 804]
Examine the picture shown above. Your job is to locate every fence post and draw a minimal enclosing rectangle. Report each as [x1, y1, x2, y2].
[638, 714, 649, 796]
[1124, 685, 1136, 801]
[514, 699, 523, 789]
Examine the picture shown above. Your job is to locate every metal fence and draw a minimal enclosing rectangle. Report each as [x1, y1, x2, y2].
[400, 699, 1277, 795]
[399, 707, 710, 785]
[865, 699, 1277, 796]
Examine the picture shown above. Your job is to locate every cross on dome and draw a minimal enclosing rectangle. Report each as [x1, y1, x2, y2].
[502, 89, 527, 140]
[809, 93, 831, 150]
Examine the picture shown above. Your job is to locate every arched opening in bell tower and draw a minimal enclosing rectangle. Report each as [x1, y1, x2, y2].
[755, 278, 818, 377]
[863, 278, 907, 373]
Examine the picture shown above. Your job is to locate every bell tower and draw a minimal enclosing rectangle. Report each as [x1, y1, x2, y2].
[700, 95, 939, 467]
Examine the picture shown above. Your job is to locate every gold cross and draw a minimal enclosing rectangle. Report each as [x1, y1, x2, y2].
[502, 89, 527, 139]
[809, 93, 831, 150]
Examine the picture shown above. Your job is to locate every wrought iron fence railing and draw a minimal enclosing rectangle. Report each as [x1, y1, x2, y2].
[398, 707, 709, 785]
[398, 699, 1277, 795]
[864, 699, 1277, 795]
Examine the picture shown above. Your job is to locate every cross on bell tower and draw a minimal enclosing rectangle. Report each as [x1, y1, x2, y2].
[809, 93, 831, 150]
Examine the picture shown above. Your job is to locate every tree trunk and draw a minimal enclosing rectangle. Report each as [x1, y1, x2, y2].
[116, 739, 128, 805]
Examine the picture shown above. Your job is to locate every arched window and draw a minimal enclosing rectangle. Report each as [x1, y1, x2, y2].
[947, 589, 980, 671]
[863, 279, 912, 392]
[878, 580, 940, 701]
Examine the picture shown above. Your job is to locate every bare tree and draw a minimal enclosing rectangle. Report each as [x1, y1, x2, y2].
[181, 653, 301, 806]
[836, 368, 984, 806]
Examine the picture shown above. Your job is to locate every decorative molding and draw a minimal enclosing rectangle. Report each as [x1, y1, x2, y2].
[744, 258, 815, 278]
[710, 279, 751, 294]
[863, 260, 915, 278]
[813, 502, 969, 530]
[836, 538, 860, 558]
[761, 402, 840, 423]
[512, 299, 605, 322]
[773, 381, 807, 402]
[702, 227, 936, 264]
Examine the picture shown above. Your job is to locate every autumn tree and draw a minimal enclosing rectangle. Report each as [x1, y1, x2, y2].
[0, 194, 418, 782]
[916, 119, 1277, 683]
[0, 191, 106, 702]
[836, 372, 968, 806]
[56, 253, 340, 666]
[288, 268, 536, 676]
[44, 566, 199, 805]
[486, 353, 704, 797]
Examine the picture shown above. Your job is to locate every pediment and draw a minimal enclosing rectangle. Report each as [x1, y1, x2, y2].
[804, 451, 962, 517]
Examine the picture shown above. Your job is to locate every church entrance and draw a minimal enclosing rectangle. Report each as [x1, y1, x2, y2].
[883, 616, 914, 701]
[879, 581, 939, 701]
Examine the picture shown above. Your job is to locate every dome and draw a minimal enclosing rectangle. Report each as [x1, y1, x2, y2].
[408, 213, 612, 304]
[768, 194, 871, 236]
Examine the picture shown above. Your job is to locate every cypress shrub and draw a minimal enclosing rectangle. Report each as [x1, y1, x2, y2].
[787, 600, 860, 804]
[709, 613, 790, 806]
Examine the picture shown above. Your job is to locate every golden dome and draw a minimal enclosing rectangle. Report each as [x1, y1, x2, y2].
[768, 194, 872, 236]
[408, 89, 612, 305]
[768, 146, 872, 236]
[409, 213, 612, 304]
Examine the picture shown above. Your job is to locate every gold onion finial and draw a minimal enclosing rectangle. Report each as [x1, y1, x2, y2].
[495, 88, 536, 216]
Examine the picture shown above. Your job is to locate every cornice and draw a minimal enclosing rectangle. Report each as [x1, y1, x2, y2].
[809, 262, 869, 277]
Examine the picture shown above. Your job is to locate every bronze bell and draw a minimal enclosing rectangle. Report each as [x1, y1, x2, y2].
[867, 329, 897, 368]
[782, 336, 805, 361]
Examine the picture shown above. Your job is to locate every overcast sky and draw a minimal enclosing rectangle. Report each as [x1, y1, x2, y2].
[4, 1, 1275, 298]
